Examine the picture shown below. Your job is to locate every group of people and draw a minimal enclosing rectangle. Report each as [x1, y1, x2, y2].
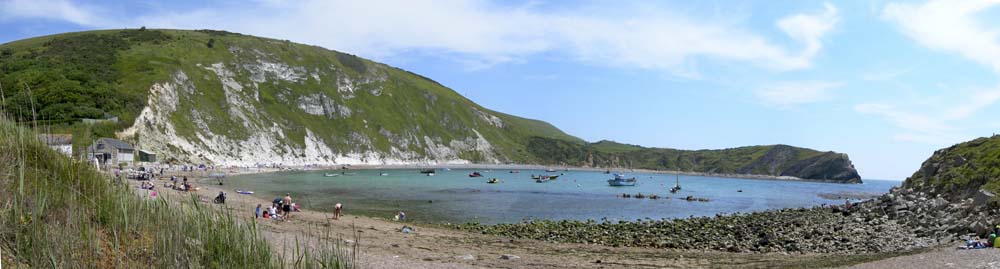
[166, 176, 193, 191]
[255, 193, 297, 221]
[965, 225, 1000, 249]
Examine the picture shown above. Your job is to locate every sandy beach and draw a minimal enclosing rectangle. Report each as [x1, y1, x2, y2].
[120, 168, 931, 268]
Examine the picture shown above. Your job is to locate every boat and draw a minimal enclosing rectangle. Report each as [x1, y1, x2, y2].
[509, 170, 520, 173]
[544, 175, 559, 180]
[236, 190, 254, 195]
[426, 173, 435, 176]
[420, 169, 435, 174]
[323, 173, 340, 177]
[380, 172, 389, 176]
[669, 174, 681, 193]
[535, 178, 548, 183]
[604, 169, 611, 174]
[531, 175, 541, 180]
[545, 168, 557, 172]
[469, 172, 483, 177]
[607, 173, 637, 186]
[487, 178, 500, 184]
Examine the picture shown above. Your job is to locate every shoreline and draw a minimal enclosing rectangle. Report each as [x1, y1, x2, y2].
[208, 163, 866, 184]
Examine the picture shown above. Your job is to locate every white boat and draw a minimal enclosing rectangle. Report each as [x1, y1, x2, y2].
[607, 173, 637, 186]
[545, 168, 557, 172]
[323, 173, 340, 177]
[380, 172, 389, 176]
[427, 173, 435, 176]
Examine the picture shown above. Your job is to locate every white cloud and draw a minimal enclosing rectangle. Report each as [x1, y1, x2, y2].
[854, 87, 1000, 144]
[755, 81, 843, 106]
[3, 0, 839, 75]
[884, 0, 1000, 72]
[0, 0, 105, 26]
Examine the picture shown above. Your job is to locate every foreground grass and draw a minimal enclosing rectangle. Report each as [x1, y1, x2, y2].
[0, 116, 352, 268]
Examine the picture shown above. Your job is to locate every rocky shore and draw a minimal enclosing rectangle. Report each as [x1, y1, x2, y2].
[455, 185, 984, 255]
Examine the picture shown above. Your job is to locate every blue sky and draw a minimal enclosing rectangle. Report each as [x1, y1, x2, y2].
[3, 0, 1000, 180]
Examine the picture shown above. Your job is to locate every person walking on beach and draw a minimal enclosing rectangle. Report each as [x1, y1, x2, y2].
[282, 193, 293, 220]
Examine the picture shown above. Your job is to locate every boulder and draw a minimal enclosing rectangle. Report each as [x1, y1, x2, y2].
[973, 190, 996, 208]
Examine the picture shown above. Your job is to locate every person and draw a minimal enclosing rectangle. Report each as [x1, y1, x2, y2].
[255, 204, 262, 219]
[333, 203, 343, 220]
[394, 211, 405, 221]
[263, 206, 271, 219]
[989, 233, 997, 248]
[269, 205, 279, 220]
[272, 197, 283, 209]
[282, 193, 292, 220]
[214, 192, 226, 204]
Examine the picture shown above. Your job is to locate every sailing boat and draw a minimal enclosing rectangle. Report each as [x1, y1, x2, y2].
[670, 174, 681, 193]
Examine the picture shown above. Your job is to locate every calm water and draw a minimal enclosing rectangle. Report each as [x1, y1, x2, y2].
[224, 169, 900, 224]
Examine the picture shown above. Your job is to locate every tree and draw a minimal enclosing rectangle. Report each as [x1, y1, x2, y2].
[206, 38, 215, 48]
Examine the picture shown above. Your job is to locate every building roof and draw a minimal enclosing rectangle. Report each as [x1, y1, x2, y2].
[94, 138, 134, 150]
[38, 134, 73, 145]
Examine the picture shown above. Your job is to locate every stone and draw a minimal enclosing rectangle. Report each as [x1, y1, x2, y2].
[458, 254, 475, 260]
[500, 254, 521, 260]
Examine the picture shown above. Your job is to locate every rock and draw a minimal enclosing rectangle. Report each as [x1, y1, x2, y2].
[458, 254, 475, 260]
[974, 190, 995, 208]
[500, 254, 520, 260]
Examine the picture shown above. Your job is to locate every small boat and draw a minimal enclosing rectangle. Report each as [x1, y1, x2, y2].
[607, 173, 637, 186]
[469, 172, 483, 177]
[380, 172, 389, 176]
[487, 178, 500, 184]
[544, 175, 559, 180]
[426, 173, 435, 176]
[509, 170, 520, 173]
[545, 168, 557, 172]
[323, 173, 340, 177]
[531, 175, 541, 180]
[669, 174, 681, 193]
[420, 169, 435, 174]
[535, 179, 548, 183]
[236, 190, 254, 195]
[604, 169, 611, 174]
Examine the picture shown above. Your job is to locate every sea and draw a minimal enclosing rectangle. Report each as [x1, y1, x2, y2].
[224, 168, 901, 224]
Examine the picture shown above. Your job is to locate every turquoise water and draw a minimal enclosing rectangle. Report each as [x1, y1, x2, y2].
[224, 169, 900, 224]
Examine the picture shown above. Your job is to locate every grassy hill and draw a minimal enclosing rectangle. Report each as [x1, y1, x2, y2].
[0, 115, 354, 267]
[1, 29, 860, 182]
[903, 135, 1000, 199]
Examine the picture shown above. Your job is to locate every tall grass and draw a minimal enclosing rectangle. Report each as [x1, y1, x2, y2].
[0, 114, 355, 268]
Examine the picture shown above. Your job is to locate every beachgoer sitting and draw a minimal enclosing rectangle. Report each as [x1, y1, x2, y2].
[293, 203, 301, 212]
[213, 192, 226, 204]
[269, 206, 279, 220]
[394, 211, 406, 221]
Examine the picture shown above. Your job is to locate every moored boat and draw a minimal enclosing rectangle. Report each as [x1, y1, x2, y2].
[469, 172, 483, 177]
[487, 178, 500, 184]
[607, 173, 637, 186]
[420, 169, 435, 174]
[669, 174, 681, 193]
[323, 173, 340, 177]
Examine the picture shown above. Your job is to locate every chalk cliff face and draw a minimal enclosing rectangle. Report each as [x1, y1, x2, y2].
[1, 29, 863, 182]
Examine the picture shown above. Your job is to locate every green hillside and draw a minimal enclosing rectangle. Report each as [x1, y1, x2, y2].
[903, 135, 1000, 199]
[0, 29, 581, 165]
[0, 29, 860, 182]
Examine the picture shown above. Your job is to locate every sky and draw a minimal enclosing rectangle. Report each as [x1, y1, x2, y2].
[3, 0, 1000, 180]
